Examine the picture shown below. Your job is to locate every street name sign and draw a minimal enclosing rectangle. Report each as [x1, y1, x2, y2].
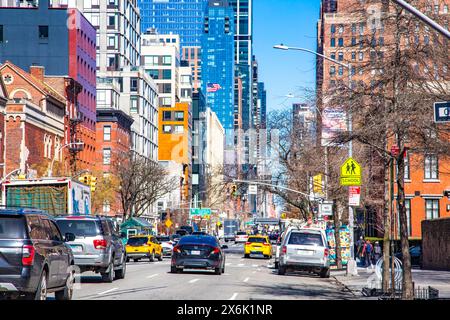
[340, 157, 362, 186]
[248, 185, 258, 195]
[319, 202, 333, 216]
[434, 101, 450, 123]
[189, 208, 212, 219]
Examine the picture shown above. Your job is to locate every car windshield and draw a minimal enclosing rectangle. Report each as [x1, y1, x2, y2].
[237, 232, 247, 235]
[248, 237, 267, 243]
[56, 220, 100, 237]
[127, 237, 148, 246]
[0, 215, 26, 239]
[156, 236, 170, 242]
[288, 232, 323, 246]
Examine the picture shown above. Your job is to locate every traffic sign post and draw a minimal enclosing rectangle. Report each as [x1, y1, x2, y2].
[434, 101, 450, 123]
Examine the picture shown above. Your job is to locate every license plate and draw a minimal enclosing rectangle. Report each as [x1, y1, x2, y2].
[191, 250, 201, 255]
[70, 245, 82, 253]
[298, 250, 314, 256]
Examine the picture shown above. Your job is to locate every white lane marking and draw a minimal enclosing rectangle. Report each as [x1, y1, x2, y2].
[238, 264, 244, 267]
[97, 288, 118, 295]
[146, 274, 159, 279]
[188, 278, 200, 284]
[252, 271, 256, 274]
[226, 263, 231, 266]
[243, 277, 249, 283]
[252, 264, 258, 267]
[229, 293, 239, 300]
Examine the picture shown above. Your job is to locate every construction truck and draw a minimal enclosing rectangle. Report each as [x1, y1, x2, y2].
[1, 177, 91, 215]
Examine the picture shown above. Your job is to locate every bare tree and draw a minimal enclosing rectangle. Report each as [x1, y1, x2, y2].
[326, 0, 450, 299]
[112, 151, 178, 221]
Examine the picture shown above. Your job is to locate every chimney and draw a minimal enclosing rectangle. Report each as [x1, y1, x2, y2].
[29, 65, 45, 82]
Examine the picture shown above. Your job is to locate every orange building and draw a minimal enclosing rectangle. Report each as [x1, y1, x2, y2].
[158, 102, 192, 203]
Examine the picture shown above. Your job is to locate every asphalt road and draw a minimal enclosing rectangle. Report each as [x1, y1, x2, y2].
[69, 243, 354, 300]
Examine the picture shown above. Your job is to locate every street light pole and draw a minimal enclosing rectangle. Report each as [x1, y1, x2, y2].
[48, 142, 84, 177]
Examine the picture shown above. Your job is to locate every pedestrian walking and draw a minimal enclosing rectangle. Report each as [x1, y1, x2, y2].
[356, 236, 364, 266]
[362, 240, 374, 268]
[373, 241, 382, 264]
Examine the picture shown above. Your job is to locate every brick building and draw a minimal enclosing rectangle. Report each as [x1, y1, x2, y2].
[0, 78, 6, 178]
[0, 62, 66, 176]
[0, 1, 97, 173]
[316, 0, 450, 239]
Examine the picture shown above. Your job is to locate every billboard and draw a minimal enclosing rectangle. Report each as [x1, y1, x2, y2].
[321, 107, 347, 146]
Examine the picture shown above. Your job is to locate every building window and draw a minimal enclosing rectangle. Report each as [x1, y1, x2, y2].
[130, 78, 138, 92]
[146, 69, 159, 79]
[338, 66, 344, 76]
[338, 38, 344, 47]
[424, 154, 438, 179]
[175, 111, 184, 121]
[174, 125, 184, 134]
[103, 148, 111, 165]
[162, 69, 172, 80]
[338, 24, 344, 34]
[338, 52, 344, 61]
[163, 125, 172, 133]
[39, 26, 49, 39]
[130, 96, 138, 113]
[425, 199, 439, 220]
[359, 52, 364, 61]
[331, 24, 336, 34]
[160, 97, 172, 107]
[404, 151, 410, 180]
[103, 201, 111, 214]
[104, 126, 111, 141]
[351, 52, 356, 60]
[351, 37, 356, 46]
[162, 56, 172, 66]
[330, 52, 336, 60]
[329, 66, 336, 76]
[163, 111, 172, 121]
[330, 38, 336, 47]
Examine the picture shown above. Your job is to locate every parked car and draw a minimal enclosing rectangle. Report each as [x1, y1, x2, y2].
[179, 225, 194, 235]
[192, 231, 208, 236]
[176, 229, 189, 236]
[395, 246, 422, 267]
[235, 231, 249, 243]
[278, 227, 330, 278]
[244, 235, 272, 259]
[55, 215, 126, 283]
[156, 235, 174, 256]
[0, 208, 76, 300]
[126, 235, 163, 262]
[171, 235, 226, 275]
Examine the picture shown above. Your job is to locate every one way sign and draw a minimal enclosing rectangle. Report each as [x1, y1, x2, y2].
[434, 102, 450, 123]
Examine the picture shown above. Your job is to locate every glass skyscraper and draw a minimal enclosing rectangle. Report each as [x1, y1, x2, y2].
[138, 0, 209, 48]
[202, 0, 235, 139]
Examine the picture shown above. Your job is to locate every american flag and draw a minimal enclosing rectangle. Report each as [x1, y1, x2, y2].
[207, 83, 222, 93]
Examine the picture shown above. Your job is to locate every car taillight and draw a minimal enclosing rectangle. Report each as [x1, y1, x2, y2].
[22, 245, 35, 266]
[263, 243, 270, 246]
[245, 242, 251, 246]
[93, 239, 107, 249]
[211, 247, 220, 254]
[173, 246, 181, 253]
[282, 246, 287, 254]
[324, 248, 329, 257]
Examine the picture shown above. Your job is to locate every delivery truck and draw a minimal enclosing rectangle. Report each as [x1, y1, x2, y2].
[1, 177, 91, 215]
[223, 219, 240, 242]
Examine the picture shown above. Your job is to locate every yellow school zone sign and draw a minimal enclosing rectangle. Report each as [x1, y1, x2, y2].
[340, 157, 362, 186]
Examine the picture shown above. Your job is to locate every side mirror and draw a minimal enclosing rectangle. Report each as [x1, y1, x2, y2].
[120, 232, 127, 238]
[65, 233, 76, 242]
[221, 245, 228, 250]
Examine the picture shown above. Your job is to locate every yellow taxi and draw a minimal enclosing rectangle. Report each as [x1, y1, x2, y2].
[125, 235, 163, 262]
[244, 235, 272, 259]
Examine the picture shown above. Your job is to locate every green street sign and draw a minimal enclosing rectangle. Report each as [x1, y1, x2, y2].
[189, 208, 212, 217]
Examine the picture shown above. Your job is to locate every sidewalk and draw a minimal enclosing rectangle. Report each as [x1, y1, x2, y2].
[332, 267, 450, 299]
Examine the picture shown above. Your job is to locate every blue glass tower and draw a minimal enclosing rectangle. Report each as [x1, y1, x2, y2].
[138, 0, 209, 48]
[202, 0, 235, 142]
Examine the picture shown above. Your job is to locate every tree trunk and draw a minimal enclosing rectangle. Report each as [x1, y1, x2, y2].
[333, 201, 343, 269]
[396, 149, 414, 300]
[382, 158, 391, 293]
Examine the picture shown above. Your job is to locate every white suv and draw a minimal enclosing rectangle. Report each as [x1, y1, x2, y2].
[278, 227, 330, 278]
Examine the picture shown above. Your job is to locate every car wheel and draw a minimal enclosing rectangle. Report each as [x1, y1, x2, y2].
[244, 254, 250, 258]
[215, 267, 222, 275]
[278, 265, 286, 275]
[320, 268, 330, 278]
[274, 261, 279, 269]
[149, 251, 155, 262]
[33, 270, 48, 300]
[115, 256, 127, 280]
[126, 257, 130, 263]
[55, 268, 75, 300]
[133, 259, 139, 262]
[158, 254, 163, 261]
[171, 266, 179, 273]
[101, 262, 115, 283]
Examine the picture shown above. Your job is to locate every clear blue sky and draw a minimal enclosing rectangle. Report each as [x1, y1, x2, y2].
[254, 0, 321, 111]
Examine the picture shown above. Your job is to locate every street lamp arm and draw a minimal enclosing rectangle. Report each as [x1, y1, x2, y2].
[0, 168, 22, 184]
[233, 179, 317, 199]
[392, 0, 450, 39]
[274, 45, 350, 69]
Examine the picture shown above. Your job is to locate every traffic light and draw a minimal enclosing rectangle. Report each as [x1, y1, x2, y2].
[79, 174, 91, 186]
[231, 185, 237, 195]
[90, 176, 97, 192]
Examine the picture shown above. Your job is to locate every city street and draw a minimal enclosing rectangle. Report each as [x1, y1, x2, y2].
[70, 244, 354, 301]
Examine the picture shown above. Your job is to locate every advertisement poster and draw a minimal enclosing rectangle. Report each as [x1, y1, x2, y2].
[326, 225, 351, 267]
[321, 107, 347, 147]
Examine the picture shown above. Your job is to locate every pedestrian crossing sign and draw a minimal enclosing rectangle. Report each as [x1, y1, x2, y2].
[340, 157, 362, 186]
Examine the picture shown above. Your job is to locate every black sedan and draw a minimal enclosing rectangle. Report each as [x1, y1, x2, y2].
[170, 235, 226, 275]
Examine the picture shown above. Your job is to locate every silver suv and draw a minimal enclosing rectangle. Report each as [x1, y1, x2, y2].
[278, 227, 330, 278]
[55, 216, 126, 283]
